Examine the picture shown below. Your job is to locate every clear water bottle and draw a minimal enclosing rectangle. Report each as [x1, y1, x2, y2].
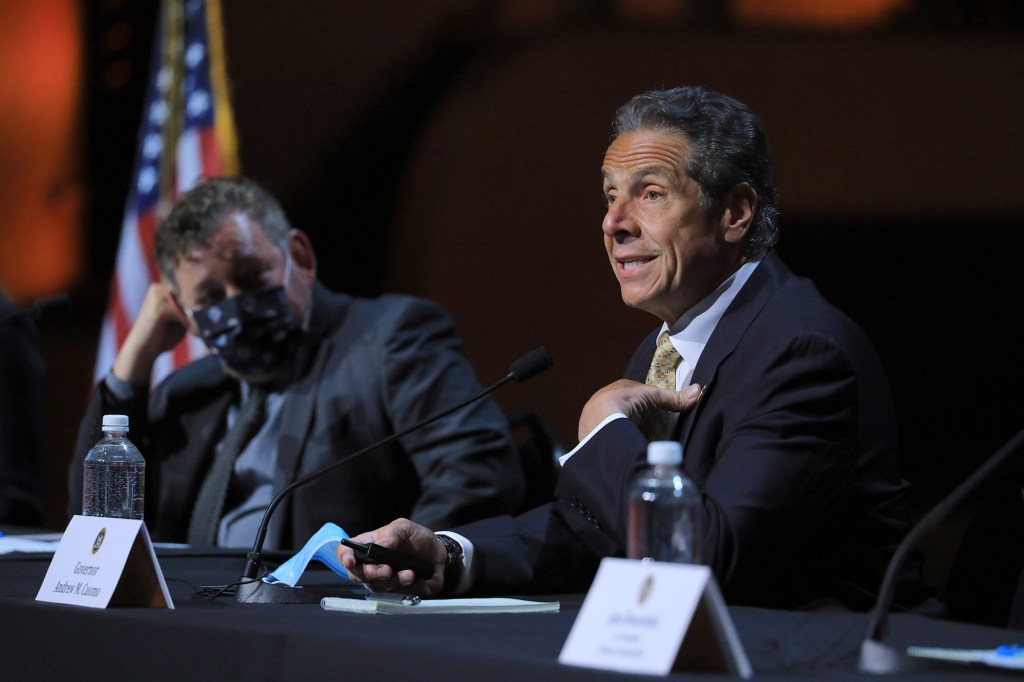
[627, 440, 701, 563]
[82, 414, 145, 520]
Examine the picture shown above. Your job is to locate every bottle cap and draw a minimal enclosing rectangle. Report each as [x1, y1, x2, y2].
[101, 414, 129, 431]
[647, 440, 682, 465]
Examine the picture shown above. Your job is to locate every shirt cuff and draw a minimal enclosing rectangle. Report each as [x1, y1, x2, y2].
[435, 530, 474, 596]
[103, 371, 148, 402]
[558, 412, 628, 466]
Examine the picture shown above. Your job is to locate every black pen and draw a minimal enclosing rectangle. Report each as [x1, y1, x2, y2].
[340, 538, 435, 580]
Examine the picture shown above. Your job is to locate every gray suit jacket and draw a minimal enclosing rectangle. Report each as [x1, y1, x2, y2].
[70, 284, 525, 548]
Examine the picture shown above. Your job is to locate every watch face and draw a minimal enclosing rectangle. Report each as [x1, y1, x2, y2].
[439, 535, 463, 573]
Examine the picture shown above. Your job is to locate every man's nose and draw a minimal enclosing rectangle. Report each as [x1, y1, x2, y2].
[602, 198, 638, 240]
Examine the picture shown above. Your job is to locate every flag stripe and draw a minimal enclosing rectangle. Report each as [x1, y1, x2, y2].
[93, 0, 239, 387]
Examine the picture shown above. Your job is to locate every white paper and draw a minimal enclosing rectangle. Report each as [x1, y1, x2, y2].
[321, 596, 559, 615]
[0, 535, 62, 554]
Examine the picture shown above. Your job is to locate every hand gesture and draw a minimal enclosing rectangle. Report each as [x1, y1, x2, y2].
[337, 518, 448, 597]
[111, 283, 189, 384]
[578, 380, 702, 441]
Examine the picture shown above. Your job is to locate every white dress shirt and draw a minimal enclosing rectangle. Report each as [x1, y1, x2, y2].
[560, 258, 761, 464]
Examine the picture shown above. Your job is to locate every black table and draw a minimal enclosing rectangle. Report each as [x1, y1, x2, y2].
[1, 547, 1020, 681]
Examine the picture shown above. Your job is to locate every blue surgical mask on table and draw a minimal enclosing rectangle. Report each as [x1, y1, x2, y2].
[264, 522, 363, 589]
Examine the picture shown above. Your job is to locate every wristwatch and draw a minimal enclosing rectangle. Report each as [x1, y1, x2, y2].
[436, 533, 464, 592]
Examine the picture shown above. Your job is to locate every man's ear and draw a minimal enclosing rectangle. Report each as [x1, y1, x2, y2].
[721, 182, 757, 245]
[288, 229, 317, 282]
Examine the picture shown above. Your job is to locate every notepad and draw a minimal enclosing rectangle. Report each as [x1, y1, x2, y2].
[320, 596, 559, 615]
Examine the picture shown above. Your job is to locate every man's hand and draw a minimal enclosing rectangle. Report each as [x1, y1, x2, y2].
[112, 283, 189, 384]
[578, 380, 702, 441]
[337, 518, 448, 597]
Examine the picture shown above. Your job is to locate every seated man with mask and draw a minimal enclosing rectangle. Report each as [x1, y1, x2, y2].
[68, 176, 525, 549]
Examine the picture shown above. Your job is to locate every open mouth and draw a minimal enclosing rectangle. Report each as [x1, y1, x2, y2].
[619, 257, 654, 273]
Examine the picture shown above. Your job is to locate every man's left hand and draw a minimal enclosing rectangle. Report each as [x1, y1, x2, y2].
[578, 380, 702, 441]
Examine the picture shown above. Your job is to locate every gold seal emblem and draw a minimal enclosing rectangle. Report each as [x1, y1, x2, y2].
[638, 574, 654, 605]
[92, 527, 106, 554]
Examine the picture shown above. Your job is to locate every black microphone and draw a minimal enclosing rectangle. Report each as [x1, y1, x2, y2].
[858, 423, 1024, 673]
[508, 347, 552, 382]
[234, 346, 553, 604]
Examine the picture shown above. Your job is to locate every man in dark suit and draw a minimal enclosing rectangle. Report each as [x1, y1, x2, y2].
[338, 85, 912, 610]
[68, 176, 525, 549]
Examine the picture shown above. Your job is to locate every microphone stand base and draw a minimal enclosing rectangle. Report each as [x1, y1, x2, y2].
[857, 639, 968, 674]
[234, 579, 365, 605]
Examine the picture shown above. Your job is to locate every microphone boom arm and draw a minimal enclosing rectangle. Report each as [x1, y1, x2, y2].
[859, 423, 1024, 672]
[240, 345, 551, 581]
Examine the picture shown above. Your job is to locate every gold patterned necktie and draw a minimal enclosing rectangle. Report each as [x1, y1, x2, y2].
[641, 331, 683, 440]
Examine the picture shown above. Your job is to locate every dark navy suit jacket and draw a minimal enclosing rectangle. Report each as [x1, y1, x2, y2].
[460, 252, 910, 609]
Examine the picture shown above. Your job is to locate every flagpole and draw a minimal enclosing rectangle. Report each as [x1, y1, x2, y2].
[205, 0, 239, 175]
[158, 0, 184, 210]
[93, 0, 237, 388]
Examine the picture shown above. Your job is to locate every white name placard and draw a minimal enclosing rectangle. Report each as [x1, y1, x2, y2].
[35, 515, 173, 609]
[559, 558, 750, 677]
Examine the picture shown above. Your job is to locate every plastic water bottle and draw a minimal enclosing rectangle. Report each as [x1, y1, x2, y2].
[627, 440, 701, 563]
[82, 414, 145, 520]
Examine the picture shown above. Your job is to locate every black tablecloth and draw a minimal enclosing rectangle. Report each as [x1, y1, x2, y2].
[1, 547, 1020, 681]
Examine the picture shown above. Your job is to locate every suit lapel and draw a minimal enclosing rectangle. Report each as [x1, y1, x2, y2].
[625, 330, 660, 381]
[266, 284, 347, 548]
[267, 339, 330, 547]
[675, 253, 791, 451]
[152, 357, 235, 540]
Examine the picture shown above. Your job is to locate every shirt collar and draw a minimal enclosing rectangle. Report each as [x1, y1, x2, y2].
[660, 259, 762, 370]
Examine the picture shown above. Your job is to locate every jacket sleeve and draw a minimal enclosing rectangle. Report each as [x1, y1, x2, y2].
[377, 297, 526, 529]
[555, 332, 866, 604]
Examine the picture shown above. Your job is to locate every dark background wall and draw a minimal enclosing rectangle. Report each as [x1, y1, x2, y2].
[36, 1, 1024, 594]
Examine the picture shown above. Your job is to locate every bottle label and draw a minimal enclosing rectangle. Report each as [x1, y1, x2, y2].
[82, 441, 145, 520]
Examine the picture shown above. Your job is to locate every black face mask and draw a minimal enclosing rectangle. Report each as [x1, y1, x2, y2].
[192, 286, 302, 378]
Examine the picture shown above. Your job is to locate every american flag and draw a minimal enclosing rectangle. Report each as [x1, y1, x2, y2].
[94, 0, 238, 385]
